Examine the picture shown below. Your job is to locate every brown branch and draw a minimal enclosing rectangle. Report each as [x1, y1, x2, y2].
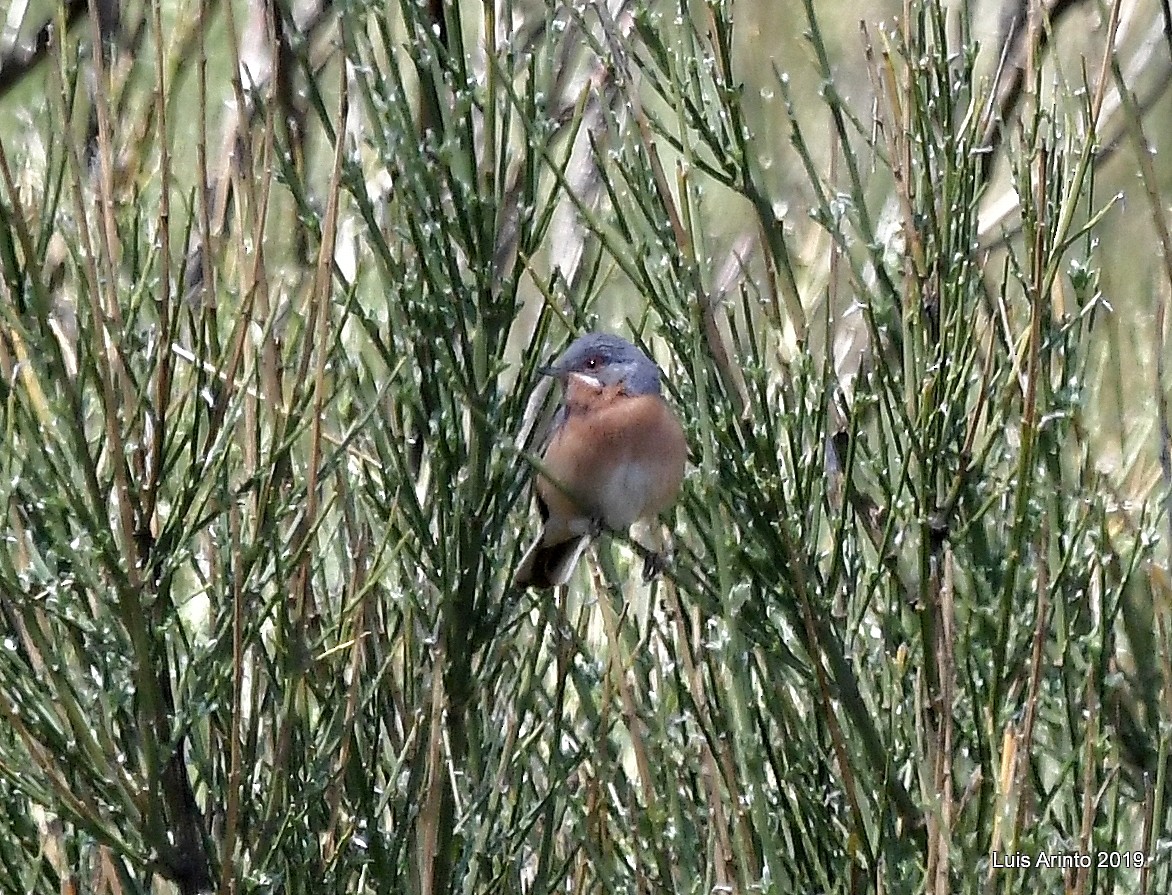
[978, 0, 1088, 184]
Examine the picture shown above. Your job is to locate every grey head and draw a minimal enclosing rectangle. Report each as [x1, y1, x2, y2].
[542, 333, 663, 396]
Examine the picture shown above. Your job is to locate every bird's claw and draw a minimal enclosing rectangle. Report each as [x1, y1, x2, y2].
[641, 550, 667, 582]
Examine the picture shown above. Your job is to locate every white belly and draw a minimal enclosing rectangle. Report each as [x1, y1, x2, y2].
[595, 460, 656, 530]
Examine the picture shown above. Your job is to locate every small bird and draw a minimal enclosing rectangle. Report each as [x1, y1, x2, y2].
[514, 333, 688, 589]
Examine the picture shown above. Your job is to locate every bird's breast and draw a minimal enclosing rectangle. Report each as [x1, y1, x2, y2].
[539, 391, 687, 531]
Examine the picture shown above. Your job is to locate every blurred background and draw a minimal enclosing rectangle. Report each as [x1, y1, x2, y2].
[0, 0, 1170, 892]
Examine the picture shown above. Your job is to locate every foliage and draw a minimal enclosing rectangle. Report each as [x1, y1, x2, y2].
[0, 0, 1168, 893]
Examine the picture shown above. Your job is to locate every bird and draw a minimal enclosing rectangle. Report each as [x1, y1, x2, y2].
[514, 332, 688, 590]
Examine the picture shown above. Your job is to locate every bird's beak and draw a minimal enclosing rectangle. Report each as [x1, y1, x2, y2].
[537, 364, 560, 377]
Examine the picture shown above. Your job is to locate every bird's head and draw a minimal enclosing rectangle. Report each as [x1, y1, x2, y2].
[540, 333, 663, 396]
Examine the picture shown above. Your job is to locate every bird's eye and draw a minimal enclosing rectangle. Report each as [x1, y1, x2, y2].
[585, 356, 599, 368]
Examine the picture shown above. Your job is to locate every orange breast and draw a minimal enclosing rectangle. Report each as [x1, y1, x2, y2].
[538, 384, 686, 532]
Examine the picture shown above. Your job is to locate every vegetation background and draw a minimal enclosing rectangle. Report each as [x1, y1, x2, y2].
[0, 0, 1169, 892]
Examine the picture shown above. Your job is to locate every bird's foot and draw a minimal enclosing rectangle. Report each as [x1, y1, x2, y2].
[641, 549, 668, 582]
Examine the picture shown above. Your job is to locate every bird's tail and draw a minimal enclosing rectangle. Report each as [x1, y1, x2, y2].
[513, 535, 590, 589]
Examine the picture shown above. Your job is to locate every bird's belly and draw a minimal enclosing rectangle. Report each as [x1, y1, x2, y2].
[538, 391, 686, 534]
[595, 460, 660, 530]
